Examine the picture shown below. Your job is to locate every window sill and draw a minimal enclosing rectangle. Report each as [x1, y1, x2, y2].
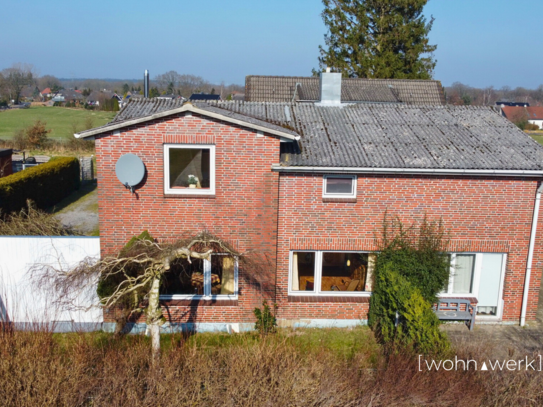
[288, 295, 370, 303]
[164, 193, 216, 199]
[160, 298, 238, 306]
[322, 197, 357, 203]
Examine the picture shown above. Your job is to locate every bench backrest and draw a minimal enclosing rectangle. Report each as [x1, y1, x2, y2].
[435, 299, 472, 312]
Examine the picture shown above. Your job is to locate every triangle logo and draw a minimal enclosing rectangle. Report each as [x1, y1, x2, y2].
[481, 362, 488, 371]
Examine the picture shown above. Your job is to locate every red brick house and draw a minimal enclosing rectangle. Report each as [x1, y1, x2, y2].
[76, 73, 543, 331]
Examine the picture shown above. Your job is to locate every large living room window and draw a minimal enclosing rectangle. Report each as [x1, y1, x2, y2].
[160, 254, 237, 299]
[442, 253, 506, 317]
[164, 144, 215, 195]
[289, 251, 375, 295]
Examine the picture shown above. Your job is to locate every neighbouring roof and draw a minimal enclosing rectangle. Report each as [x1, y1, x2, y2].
[190, 94, 221, 101]
[202, 101, 543, 171]
[41, 88, 51, 95]
[245, 76, 446, 105]
[502, 106, 543, 121]
[78, 98, 543, 172]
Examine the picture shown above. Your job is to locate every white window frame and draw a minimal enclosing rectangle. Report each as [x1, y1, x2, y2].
[288, 250, 371, 297]
[440, 252, 507, 320]
[164, 143, 216, 195]
[159, 254, 238, 300]
[322, 175, 357, 199]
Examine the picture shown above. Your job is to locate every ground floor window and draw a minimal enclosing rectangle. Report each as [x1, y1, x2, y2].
[160, 254, 237, 298]
[442, 253, 506, 317]
[289, 251, 376, 295]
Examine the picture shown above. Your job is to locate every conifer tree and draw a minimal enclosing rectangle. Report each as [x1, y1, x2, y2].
[317, 0, 437, 79]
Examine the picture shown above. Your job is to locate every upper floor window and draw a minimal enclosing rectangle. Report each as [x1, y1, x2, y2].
[164, 144, 215, 195]
[322, 175, 357, 198]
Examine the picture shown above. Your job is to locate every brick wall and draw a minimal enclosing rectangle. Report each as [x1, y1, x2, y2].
[276, 173, 543, 323]
[95, 112, 281, 324]
[95, 112, 543, 325]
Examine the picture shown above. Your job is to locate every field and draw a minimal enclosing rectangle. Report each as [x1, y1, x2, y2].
[0, 107, 115, 140]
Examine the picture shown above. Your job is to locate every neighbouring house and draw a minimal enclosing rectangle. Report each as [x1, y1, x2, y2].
[501, 106, 543, 129]
[75, 72, 543, 332]
[86, 90, 116, 106]
[0, 149, 13, 178]
[40, 88, 53, 99]
[244, 75, 446, 105]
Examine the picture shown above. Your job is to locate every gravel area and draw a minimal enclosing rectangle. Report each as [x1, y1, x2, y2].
[52, 183, 99, 235]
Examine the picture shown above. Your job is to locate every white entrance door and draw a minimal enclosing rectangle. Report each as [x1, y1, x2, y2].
[476, 254, 506, 318]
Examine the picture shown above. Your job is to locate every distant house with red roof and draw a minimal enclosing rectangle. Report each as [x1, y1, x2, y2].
[501, 106, 543, 129]
[40, 88, 52, 99]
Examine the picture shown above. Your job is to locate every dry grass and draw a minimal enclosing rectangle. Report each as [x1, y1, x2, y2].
[0, 325, 540, 406]
[0, 201, 79, 235]
[0, 137, 95, 155]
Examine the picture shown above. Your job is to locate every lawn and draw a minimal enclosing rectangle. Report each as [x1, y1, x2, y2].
[528, 131, 543, 146]
[0, 106, 115, 140]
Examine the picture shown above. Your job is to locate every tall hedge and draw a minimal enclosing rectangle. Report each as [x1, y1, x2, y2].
[0, 157, 80, 215]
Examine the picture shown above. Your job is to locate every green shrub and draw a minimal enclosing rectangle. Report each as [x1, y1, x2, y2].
[0, 157, 80, 215]
[254, 300, 277, 335]
[369, 263, 449, 356]
[369, 214, 451, 355]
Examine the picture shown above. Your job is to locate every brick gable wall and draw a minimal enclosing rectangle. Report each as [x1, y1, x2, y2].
[276, 173, 543, 323]
[95, 112, 281, 324]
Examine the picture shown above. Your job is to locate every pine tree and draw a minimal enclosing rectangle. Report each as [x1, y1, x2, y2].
[317, 0, 436, 79]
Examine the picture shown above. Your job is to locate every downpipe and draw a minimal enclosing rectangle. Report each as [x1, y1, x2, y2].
[520, 183, 543, 326]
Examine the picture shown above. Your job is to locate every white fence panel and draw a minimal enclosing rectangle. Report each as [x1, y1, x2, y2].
[0, 236, 102, 331]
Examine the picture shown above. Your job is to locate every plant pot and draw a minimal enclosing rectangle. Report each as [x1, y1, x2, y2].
[189, 184, 196, 188]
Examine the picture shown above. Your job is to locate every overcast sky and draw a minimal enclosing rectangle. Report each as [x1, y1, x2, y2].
[2, 0, 541, 88]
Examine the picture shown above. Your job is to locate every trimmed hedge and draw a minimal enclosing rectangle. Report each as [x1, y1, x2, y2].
[0, 157, 80, 215]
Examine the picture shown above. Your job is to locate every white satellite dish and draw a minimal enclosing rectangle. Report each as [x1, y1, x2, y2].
[115, 153, 145, 193]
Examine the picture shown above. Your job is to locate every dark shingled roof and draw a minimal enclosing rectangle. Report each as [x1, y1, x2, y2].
[245, 75, 446, 105]
[90, 98, 543, 171]
[111, 98, 185, 123]
[201, 101, 543, 171]
[88, 98, 299, 139]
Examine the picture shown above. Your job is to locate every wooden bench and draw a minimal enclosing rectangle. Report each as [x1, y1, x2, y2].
[433, 299, 476, 331]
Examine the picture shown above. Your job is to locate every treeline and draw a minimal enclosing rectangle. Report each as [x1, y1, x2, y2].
[445, 82, 543, 106]
[59, 71, 244, 99]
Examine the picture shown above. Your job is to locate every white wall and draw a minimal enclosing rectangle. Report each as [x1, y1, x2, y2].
[529, 119, 543, 129]
[0, 236, 102, 330]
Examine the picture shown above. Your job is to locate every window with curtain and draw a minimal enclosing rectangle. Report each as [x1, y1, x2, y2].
[441, 253, 506, 317]
[160, 254, 237, 298]
[322, 175, 357, 198]
[290, 251, 375, 294]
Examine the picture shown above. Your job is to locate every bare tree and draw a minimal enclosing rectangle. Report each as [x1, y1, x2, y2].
[1, 63, 36, 104]
[38, 75, 62, 92]
[33, 231, 244, 358]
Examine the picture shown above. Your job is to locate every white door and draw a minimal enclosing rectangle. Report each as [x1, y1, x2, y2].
[476, 254, 505, 318]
